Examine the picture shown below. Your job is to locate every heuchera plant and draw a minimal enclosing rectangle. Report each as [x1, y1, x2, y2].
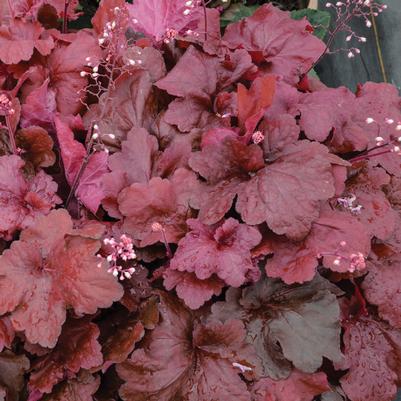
[0, 0, 400, 400]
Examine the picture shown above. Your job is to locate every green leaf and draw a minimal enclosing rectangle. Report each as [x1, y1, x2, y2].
[220, 3, 258, 28]
[291, 9, 331, 40]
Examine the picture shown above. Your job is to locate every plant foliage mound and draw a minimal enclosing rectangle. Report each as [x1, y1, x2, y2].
[0, 1, 400, 401]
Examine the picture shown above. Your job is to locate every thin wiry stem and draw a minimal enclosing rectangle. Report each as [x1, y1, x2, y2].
[62, 0, 70, 34]
[5, 115, 17, 155]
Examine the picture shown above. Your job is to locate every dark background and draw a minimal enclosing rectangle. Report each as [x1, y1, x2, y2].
[316, 0, 400, 92]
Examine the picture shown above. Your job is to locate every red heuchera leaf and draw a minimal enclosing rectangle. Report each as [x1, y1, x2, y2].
[118, 168, 199, 247]
[238, 144, 347, 240]
[237, 75, 276, 134]
[168, 218, 261, 287]
[55, 116, 108, 214]
[336, 315, 401, 401]
[127, 0, 203, 42]
[260, 114, 300, 156]
[92, 0, 127, 35]
[222, 4, 325, 83]
[11, 0, 80, 20]
[155, 46, 256, 99]
[86, 70, 157, 144]
[16, 126, 56, 169]
[76, 151, 109, 214]
[188, 134, 265, 224]
[29, 318, 103, 395]
[308, 208, 371, 274]
[20, 78, 56, 131]
[353, 82, 401, 177]
[156, 46, 253, 132]
[163, 269, 225, 310]
[264, 80, 300, 120]
[48, 30, 102, 115]
[345, 166, 396, 240]
[385, 175, 401, 211]
[362, 247, 401, 328]
[296, 87, 368, 151]
[156, 46, 219, 99]
[123, 45, 167, 82]
[101, 127, 158, 218]
[0, 20, 54, 64]
[101, 318, 144, 371]
[0, 155, 61, 240]
[40, 372, 100, 401]
[190, 139, 347, 240]
[211, 276, 342, 378]
[107, 128, 158, 184]
[0, 318, 14, 353]
[252, 370, 330, 401]
[117, 292, 256, 401]
[163, 97, 222, 133]
[0, 209, 123, 348]
[0, 351, 30, 401]
[266, 209, 371, 283]
[264, 236, 318, 285]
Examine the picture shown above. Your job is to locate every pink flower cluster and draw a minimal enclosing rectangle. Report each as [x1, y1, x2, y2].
[99, 234, 137, 280]
[324, 0, 387, 58]
[0, 93, 14, 116]
[337, 194, 363, 214]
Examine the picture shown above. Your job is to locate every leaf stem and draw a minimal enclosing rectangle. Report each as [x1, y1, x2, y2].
[7, 0, 14, 19]
[5, 115, 17, 155]
[201, 0, 208, 41]
[65, 136, 94, 210]
[349, 148, 393, 164]
[62, 0, 70, 34]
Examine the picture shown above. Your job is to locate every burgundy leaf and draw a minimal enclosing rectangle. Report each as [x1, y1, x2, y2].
[92, 0, 127, 35]
[163, 269, 225, 310]
[252, 370, 330, 401]
[48, 31, 102, 115]
[345, 166, 397, 240]
[236, 142, 348, 239]
[168, 218, 261, 287]
[212, 276, 342, 377]
[223, 4, 325, 83]
[0, 318, 14, 353]
[118, 168, 199, 247]
[86, 70, 157, 144]
[127, 0, 203, 42]
[307, 208, 371, 274]
[0, 155, 60, 240]
[11, 0, 80, 21]
[16, 126, 56, 169]
[0, 351, 30, 401]
[362, 253, 401, 328]
[355, 83, 401, 177]
[297, 87, 368, 151]
[265, 236, 318, 284]
[0, 20, 54, 64]
[55, 116, 108, 214]
[117, 292, 256, 401]
[101, 318, 144, 371]
[189, 135, 265, 224]
[0, 210, 123, 348]
[237, 75, 276, 134]
[336, 315, 401, 401]
[107, 127, 158, 185]
[20, 79, 56, 131]
[29, 318, 103, 394]
[41, 372, 100, 401]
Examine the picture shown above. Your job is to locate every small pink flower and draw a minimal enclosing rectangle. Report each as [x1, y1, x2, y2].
[252, 131, 265, 145]
[100, 234, 137, 281]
